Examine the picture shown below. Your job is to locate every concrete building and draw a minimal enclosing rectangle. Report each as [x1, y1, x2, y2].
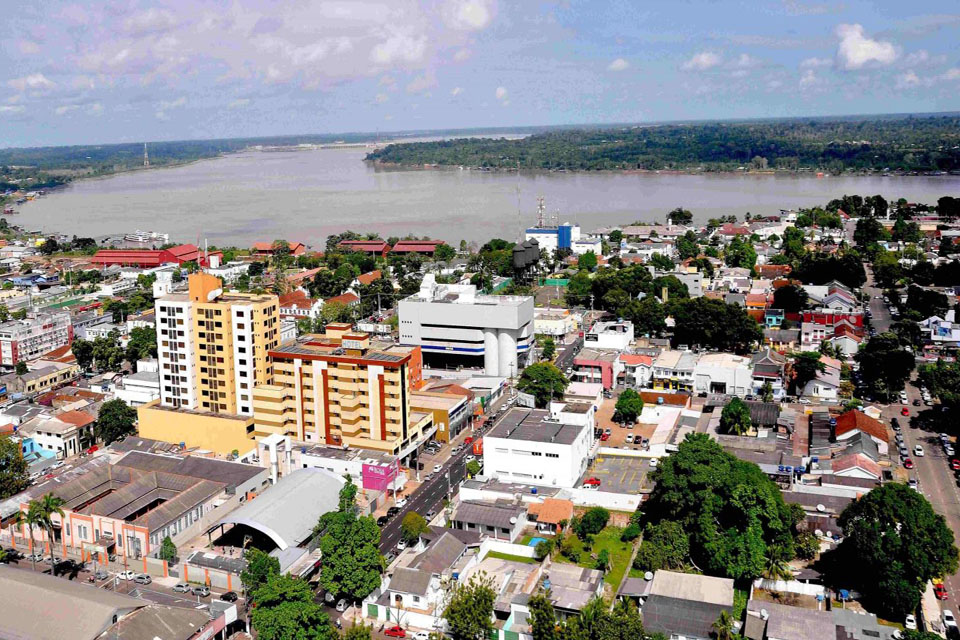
[584, 320, 633, 351]
[411, 389, 473, 443]
[572, 348, 622, 390]
[155, 273, 280, 416]
[652, 350, 698, 393]
[252, 325, 433, 456]
[642, 570, 735, 640]
[483, 407, 593, 488]
[20, 410, 96, 459]
[111, 359, 161, 407]
[534, 308, 580, 336]
[693, 352, 754, 396]
[525, 222, 581, 256]
[0, 312, 72, 366]
[399, 274, 534, 377]
[2, 359, 80, 396]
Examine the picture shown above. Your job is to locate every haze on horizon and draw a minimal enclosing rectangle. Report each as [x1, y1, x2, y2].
[1, 0, 959, 148]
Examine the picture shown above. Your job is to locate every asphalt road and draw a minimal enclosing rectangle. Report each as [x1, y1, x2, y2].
[555, 335, 584, 372]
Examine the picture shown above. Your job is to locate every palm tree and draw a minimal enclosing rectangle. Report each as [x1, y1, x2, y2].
[763, 552, 793, 582]
[36, 493, 65, 575]
[13, 502, 44, 571]
[712, 610, 734, 640]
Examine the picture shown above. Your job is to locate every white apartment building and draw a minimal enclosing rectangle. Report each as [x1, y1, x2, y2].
[525, 222, 581, 256]
[155, 295, 197, 409]
[584, 320, 633, 351]
[0, 312, 73, 366]
[399, 274, 534, 377]
[483, 407, 593, 489]
[693, 353, 754, 396]
[111, 360, 161, 407]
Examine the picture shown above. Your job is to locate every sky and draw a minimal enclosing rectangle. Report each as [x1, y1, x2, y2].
[1, 0, 959, 147]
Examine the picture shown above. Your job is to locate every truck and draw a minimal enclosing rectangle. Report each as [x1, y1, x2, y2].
[472, 438, 483, 456]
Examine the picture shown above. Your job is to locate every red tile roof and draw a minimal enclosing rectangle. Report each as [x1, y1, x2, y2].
[835, 410, 888, 444]
[340, 240, 389, 253]
[619, 354, 653, 366]
[391, 240, 445, 253]
[57, 410, 96, 428]
[356, 270, 382, 286]
[832, 453, 881, 479]
[325, 292, 360, 306]
[90, 244, 201, 267]
[252, 241, 306, 255]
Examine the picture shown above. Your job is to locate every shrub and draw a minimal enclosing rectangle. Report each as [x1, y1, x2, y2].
[576, 507, 610, 538]
[534, 539, 553, 561]
[621, 524, 641, 542]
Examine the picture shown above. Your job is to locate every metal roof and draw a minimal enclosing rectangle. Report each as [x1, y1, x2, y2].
[210, 467, 343, 550]
[451, 500, 524, 530]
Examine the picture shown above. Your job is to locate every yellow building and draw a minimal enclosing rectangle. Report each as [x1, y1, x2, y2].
[155, 273, 280, 416]
[137, 400, 256, 455]
[253, 324, 432, 455]
[410, 390, 472, 443]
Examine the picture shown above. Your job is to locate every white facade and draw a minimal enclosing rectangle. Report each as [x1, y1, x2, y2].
[571, 237, 602, 255]
[693, 353, 755, 396]
[534, 309, 579, 336]
[156, 298, 197, 409]
[584, 321, 633, 351]
[0, 312, 73, 366]
[524, 223, 581, 256]
[97, 279, 137, 297]
[111, 369, 161, 407]
[206, 260, 250, 284]
[399, 275, 535, 377]
[483, 409, 593, 488]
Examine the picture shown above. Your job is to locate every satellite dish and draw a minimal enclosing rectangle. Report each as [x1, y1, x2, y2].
[644, 572, 654, 581]
[816, 504, 826, 513]
[509, 517, 517, 524]
[760, 609, 769, 621]
[814, 529, 824, 537]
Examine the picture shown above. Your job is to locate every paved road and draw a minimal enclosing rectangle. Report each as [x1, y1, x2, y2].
[555, 335, 583, 372]
[863, 264, 894, 333]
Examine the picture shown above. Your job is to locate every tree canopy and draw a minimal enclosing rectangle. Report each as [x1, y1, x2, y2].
[718, 397, 751, 435]
[400, 512, 430, 545]
[94, 399, 138, 446]
[316, 478, 383, 602]
[517, 363, 568, 408]
[836, 483, 958, 618]
[613, 389, 643, 423]
[643, 434, 800, 580]
[667, 297, 762, 354]
[251, 573, 336, 640]
[240, 547, 280, 600]
[444, 573, 496, 640]
[0, 436, 29, 500]
[855, 333, 915, 401]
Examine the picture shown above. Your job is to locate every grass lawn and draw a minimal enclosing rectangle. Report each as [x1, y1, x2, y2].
[557, 526, 636, 589]
[485, 551, 539, 564]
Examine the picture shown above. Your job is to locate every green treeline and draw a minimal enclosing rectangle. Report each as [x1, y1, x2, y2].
[366, 115, 960, 173]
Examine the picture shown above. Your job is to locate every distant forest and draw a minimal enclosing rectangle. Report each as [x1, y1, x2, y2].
[365, 115, 960, 173]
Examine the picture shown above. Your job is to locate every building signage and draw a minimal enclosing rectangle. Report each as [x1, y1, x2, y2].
[362, 460, 399, 491]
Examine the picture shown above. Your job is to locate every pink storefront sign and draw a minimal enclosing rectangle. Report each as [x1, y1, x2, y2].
[362, 461, 398, 491]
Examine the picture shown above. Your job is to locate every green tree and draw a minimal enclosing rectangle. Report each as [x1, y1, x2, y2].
[125, 327, 157, 362]
[643, 434, 798, 580]
[578, 251, 598, 271]
[856, 333, 915, 401]
[903, 631, 946, 640]
[94, 399, 138, 445]
[251, 573, 336, 640]
[724, 237, 757, 269]
[14, 361, 27, 377]
[342, 623, 372, 640]
[712, 610, 735, 640]
[648, 252, 674, 271]
[159, 536, 177, 563]
[668, 207, 693, 225]
[668, 297, 762, 354]
[401, 512, 430, 545]
[0, 436, 29, 499]
[434, 243, 456, 262]
[241, 548, 281, 600]
[790, 352, 825, 395]
[0, 305, 8, 322]
[527, 593, 561, 640]
[608, 230, 623, 245]
[13, 502, 44, 571]
[10, 309, 26, 321]
[576, 507, 610, 538]
[533, 539, 554, 561]
[620, 297, 666, 337]
[837, 483, 959, 618]
[760, 381, 774, 403]
[540, 336, 556, 361]
[466, 460, 481, 477]
[338, 474, 358, 514]
[718, 397, 751, 436]
[675, 230, 700, 260]
[772, 284, 808, 313]
[613, 389, 644, 424]
[444, 572, 496, 640]
[317, 480, 383, 602]
[918, 359, 960, 407]
[517, 363, 568, 408]
[36, 493, 65, 576]
[634, 521, 689, 572]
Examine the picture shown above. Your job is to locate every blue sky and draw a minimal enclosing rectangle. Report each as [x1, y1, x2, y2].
[1, 0, 959, 147]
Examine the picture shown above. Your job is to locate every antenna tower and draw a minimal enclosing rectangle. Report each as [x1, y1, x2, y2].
[537, 196, 545, 228]
[143, 143, 149, 167]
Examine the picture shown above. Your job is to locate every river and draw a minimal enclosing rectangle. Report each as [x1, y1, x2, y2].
[18, 146, 960, 246]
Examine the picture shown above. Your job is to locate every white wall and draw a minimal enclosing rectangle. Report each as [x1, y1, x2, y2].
[483, 424, 591, 488]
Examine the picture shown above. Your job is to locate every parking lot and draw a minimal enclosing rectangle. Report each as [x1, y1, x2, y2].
[587, 453, 654, 494]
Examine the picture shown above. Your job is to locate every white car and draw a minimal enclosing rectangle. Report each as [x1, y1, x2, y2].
[117, 570, 136, 580]
[914, 445, 925, 457]
[413, 632, 431, 640]
[649, 458, 659, 469]
[396, 540, 407, 551]
[396, 498, 408, 508]
[944, 610, 957, 628]
[433, 464, 442, 474]
[905, 614, 917, 630]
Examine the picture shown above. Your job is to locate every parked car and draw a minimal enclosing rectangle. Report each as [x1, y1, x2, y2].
[412, 632, 431, 640]
[944, 610, 957, 628]
[173, 582, 191, 593]
[117, 570, 136, 580]
[93, 570, 108, 580]
[603, 428, 612, 436]
[951, 458, 960, 471]
[464, 436, 473, 445]
[133, 574, 152, 585]
[649, 458, 659, 469]
[377, 516, 389, 527]
[914, 445, 925, 457]
[625, 434, 634, 444]
[219, 590, 239, 602]
[192, 585, 211, 597]
[935, 582, 949, 600]
[901, 407, 910, 416]
[905, 614, 917, 630]
[384, 626, 407, 638]
[913, 399, 921, 406]
[600, 433, 610, 441]
[903, 458, 914, 469]
[387, 507, 401, 517]
[433, 464, 442, 473]
[425, 510, 435, 520]
[583, 477, 601, 489]
[396, 497, 408, 508]
[396, 540, 407, 551]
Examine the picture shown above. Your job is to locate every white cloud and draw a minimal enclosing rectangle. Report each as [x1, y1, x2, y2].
[903, 50, 946, 68]
[370, 32, 428, 66]
[736, 53, 762, 68]
[374, 92, 389, 104]
[55, 104, 80, 115]
[0, 105, 25, 114]
[895, 71, 921, 89]
[451, 86, 463, 96]
[608, 58, 630, 72]
[495, 86, 508, 101]
[406, 73, 436, 94]
[835, 24, 898, 70]
[799, 69, 821, 89]
[943, 68, 960, 81]
[800, 57, 831, 69]
[444, 0, 495, 31]
[123, 8, 177, 36]
[453, 49, 471, 62]
[7, 73, 55, 92]
[228, 98, 250, 109]
[87, 102, 103, 116]
[682, 52, 721, 71]
[159, 96, 187, 109]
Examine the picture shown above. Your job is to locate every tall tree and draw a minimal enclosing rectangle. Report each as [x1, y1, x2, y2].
[14, 502, 44, 571]
[0, 436, 29, 499]
[790, 352, 825, 395]
[668, 207, 693, 225]
[718, 397, 751, 436]
[856, 333, 915, 401]
[772, 284, 808, 313]
[36, 493, 65, 575]
[251, 573, 336, 640]
[444, 573, 496, 640]
[613, 389, 644, 424]
[317, 480, 383, 602]
[94, 399, 138, 445]
[528, 593, 561, 640]
[400, 512, 430, 545]
[837, 483, 958, 618]
[517, 363, 568, 408]
[540, 336, 556, 361]
[240, 548, 280, 601]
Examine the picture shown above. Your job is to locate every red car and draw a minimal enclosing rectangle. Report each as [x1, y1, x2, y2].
[935, 583, 949, 600]
[600, 433, 610, 441]
[901, 407, 910, 416]
[384, 626, 407, 638]
[903, 458, 914, 469]
[583, 477, 601, 487]
[464, 436, 474, 445]
[951, 459, 960, 471]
